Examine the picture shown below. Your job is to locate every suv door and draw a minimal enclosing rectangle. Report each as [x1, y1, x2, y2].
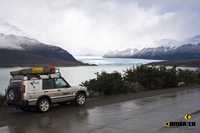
[54, 78, 75, 102]
[42, 79, 61, 99]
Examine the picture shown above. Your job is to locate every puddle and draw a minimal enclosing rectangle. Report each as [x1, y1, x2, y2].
[0, 126, 9, 133]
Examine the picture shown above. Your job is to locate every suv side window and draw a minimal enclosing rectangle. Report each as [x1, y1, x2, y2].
[55, 78, 70, 88]
[43, 79, 54, 89]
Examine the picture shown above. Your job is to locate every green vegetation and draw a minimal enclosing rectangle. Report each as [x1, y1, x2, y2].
[81, 65, 200, 96]
[82, 72, 126, 96]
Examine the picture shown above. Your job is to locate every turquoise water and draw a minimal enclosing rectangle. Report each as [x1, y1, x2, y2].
[0, 56, 160, 95]
[76, 56, 159, 66]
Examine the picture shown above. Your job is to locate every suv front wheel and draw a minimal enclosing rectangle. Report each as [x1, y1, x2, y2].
[75, 93, 86, 106]
[37, 98, 51, 112]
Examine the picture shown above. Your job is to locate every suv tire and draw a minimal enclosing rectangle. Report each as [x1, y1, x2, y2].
[75, 93, 86, 106]
[37, 98, 50, 112]
[6, 88, 15, 102]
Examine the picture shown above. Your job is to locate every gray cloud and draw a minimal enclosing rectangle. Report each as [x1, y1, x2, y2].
[0, 0, 199, 55]
[0, 19, 26, 36]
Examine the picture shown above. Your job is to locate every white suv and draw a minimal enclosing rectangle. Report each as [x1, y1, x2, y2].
[6, 67, 89, 112]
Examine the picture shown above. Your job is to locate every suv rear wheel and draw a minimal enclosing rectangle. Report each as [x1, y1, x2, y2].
[75, 93, 86, 106]
[37, 98, 50, 112]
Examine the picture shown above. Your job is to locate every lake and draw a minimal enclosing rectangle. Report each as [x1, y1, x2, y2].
[0, 56, 160, 95]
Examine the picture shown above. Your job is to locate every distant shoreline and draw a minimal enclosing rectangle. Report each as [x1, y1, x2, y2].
[148, 59, 200, 68]
[0, 62, 97, 68]
[104, 56, 200, 68]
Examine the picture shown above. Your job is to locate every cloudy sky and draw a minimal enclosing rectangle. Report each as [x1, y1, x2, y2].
[0, 0, 200, 55]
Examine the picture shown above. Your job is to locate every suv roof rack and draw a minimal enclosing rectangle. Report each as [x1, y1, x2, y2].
[10, 66, 59, 77]
[11, 67, 61, 80]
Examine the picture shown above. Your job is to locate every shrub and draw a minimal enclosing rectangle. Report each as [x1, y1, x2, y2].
[81, 71, 126, 96]
[123, 81, 146, 92]
[177, 69, 200, 85]
[124, 65, 177, 90]
[81, 79, 99, 96]
[81, 65, 200, 96]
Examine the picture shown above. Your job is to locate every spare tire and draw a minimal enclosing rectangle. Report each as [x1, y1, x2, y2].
[6, 87, 22, 103]
[7, 88, 15, 101]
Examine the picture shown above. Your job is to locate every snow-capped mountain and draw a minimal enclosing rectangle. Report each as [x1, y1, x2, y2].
[183, 35, 200, 45]
[153, 39, 181, 48]
[104, 35, 200, 60]
[154, 35, 200, 48]
[0, 19, 27, 37]
[0, 33, 83, 67]
[0, 33, 40, 49]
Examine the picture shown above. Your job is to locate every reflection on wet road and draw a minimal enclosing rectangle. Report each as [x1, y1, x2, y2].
[0, 88, 200, 133]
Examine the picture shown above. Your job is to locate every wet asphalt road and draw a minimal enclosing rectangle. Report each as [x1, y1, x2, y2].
[0, 88, 200, 133]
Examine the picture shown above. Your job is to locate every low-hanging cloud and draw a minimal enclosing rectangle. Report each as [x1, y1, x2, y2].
[0, 0, 199, 55]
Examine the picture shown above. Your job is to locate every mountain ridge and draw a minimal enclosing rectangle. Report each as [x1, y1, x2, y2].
[104, 35, 200, 60]
[0, 33, 85, 67]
